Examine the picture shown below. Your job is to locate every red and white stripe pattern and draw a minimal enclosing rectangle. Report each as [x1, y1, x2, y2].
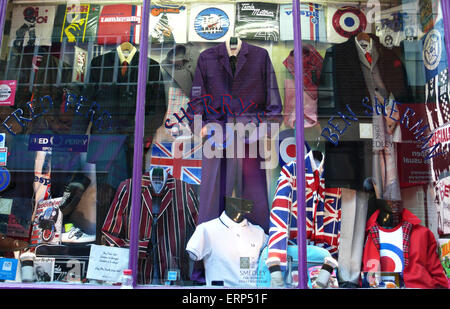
[101, 172, 198, 284]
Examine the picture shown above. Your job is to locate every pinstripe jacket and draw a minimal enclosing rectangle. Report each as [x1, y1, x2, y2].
[101, 172, 198, 284]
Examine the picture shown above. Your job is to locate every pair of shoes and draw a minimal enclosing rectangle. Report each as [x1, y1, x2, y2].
[59, 175, 91, 217]
[61, 223, 95, 244]
[0, 234, 28, 251]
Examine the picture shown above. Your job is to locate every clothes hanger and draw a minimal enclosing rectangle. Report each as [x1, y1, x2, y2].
[226, 37, 242, 56]
[149, 167, 167, 195]
[230, 37, 238, 49]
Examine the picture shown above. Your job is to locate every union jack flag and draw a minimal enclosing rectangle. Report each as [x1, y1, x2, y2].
[150, 140, 202, 185]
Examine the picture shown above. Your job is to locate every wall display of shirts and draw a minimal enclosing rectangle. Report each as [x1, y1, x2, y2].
[375, 1, 422, 49]
[72, 46, 88, 83]
[419, 0, 436, 33]
[235, 2, 280, 41]
[188, 3, 235, 42]
[439, 238, 450, 280]
[279, 3, 327, 42]
[96, 4, 142, 45]
[326, 4, 372, 44]
[422, 18, 447, 83]
[436, 176, 450, 235]
[9, 4, 56, 47]
[149, 5, 188, 44]
[52, 4, 101, 43]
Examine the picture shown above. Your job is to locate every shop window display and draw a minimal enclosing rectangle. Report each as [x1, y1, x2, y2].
[0, 0, 446, 291]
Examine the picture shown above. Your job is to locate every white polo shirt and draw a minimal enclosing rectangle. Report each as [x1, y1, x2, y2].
[186, 211, 268, 287]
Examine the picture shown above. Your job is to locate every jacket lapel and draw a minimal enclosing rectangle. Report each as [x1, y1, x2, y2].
[234, 41, 249, 78]
[218, 42, 233, 78]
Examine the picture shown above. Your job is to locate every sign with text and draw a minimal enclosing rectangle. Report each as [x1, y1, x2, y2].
[86, 245, 129, 283]
[0, 81, 16, 106]
[0, 148, 7, 166]
[0, 258, 18, 281]
[28, 134, 89, 152]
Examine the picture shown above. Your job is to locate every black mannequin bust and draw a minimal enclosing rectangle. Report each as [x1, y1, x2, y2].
[375, 199, 403, 229]
[224, 196, 253, 223]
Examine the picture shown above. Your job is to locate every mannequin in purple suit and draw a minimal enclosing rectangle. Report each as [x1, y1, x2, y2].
[188, 39, 282, 232]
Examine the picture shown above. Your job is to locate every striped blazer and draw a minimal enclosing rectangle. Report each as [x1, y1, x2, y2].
[102, 172, 198, 284]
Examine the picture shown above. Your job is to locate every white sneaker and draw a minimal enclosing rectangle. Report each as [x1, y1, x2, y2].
[61, 223, 96, 244]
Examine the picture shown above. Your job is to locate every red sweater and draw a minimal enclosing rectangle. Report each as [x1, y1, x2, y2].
[362, 209, 448, 289]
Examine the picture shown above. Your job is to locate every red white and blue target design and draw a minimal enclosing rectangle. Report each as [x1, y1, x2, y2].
[332, 6, 367, 39]
[279, 130, 296, 166]
[379, 243, 404, 272]
[279, 130, 313, 166]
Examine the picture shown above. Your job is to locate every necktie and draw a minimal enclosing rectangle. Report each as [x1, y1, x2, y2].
[229, 56, 237, 76]
[121, 61, 128, 77]
[365, 52, 372, 65]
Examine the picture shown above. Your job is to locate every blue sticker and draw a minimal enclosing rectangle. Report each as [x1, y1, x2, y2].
[167, 270, 178, 281]
[194, 7, 230, 40]
[0, 258, 18, 281]
[0, 167, 10, 192]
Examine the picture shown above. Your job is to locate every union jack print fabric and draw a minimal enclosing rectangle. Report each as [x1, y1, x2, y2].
[267, 148, 341, 270]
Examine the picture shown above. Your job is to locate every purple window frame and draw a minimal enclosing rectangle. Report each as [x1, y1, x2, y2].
[0, 0, 448, 289]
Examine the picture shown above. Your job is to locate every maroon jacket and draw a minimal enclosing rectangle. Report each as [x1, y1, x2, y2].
[362, 209, 448, 289]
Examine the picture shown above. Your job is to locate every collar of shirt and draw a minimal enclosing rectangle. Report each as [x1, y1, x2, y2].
[219, 211, 248, 229]
[117, 44, 137, 65]
[306, 149, 325, 175]
[355, 36, 373, 55]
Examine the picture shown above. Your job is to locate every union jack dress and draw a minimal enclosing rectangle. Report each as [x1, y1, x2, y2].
[266, 150, 341, 270]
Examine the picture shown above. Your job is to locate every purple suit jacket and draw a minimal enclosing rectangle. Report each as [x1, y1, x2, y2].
[188, 41, 282, 125]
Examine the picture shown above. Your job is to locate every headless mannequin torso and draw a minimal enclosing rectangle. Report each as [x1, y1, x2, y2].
[187, 196, 253, 261]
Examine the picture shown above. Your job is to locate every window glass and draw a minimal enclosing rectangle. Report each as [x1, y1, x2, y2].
[0, 0, 143, 285]
[0, 0, 448, 290]
[315, 0, 449, 289]
[141, 0, 292, 287]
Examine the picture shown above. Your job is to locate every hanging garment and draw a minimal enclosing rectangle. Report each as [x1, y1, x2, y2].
[282, 45, 323, 129]
[318, 35, 410, 191]
[266, 151, 342, 271]
[101, 172, 198, 284]
[187, 41, 282, 232]
[161, 43, 200, 97]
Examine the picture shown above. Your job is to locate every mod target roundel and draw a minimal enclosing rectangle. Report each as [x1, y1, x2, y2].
[279, 129, 296, 166]
[379, 243, 404, 272]
[0, 167, 11, 192]
[332, 6, 367, 39]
